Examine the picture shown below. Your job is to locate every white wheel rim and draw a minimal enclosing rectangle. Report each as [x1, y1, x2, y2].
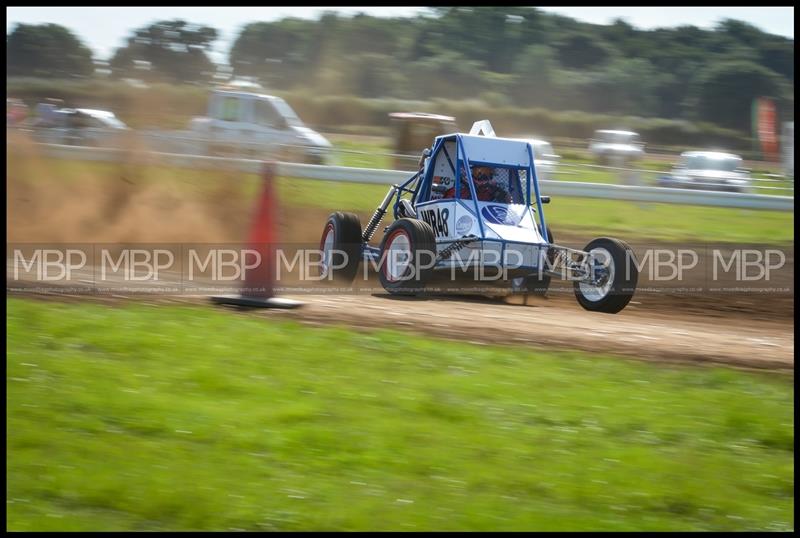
[578, 247, 615, 302]
[384, 232, 412, 282]
[321, 225, 335, 277]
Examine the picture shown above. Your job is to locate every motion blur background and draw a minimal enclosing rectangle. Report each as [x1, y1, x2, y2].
[6, 6, 795, 532]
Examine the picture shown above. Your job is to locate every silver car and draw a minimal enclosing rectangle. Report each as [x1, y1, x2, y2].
[514, 137, 560, 181]
[588, 130, 645, 164]
[658, 151, 752, 193]
[30, 108, 130, 147]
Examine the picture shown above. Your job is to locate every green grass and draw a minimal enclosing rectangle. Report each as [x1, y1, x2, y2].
[327, 135, 394, 170]
[8, 155, 794, 244]
[6, 298, 795, 531]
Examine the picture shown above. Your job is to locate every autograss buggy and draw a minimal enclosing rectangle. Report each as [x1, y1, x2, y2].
[319, 121, 639, 313]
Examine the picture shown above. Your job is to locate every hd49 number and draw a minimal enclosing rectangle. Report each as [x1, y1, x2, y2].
[420, 207, 449, 238]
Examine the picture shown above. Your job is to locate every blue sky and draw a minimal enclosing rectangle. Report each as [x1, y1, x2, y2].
[6, 6, 795, 63]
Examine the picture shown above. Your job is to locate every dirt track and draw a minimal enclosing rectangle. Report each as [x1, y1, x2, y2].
[7, 274, 794, 371]
[253, 292, 794, 371]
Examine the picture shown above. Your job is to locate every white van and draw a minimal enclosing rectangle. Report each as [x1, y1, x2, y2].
[185, 89, 332, 163]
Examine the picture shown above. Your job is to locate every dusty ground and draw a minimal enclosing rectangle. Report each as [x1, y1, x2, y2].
[7, 155, 794, 370]
[8, 261, 794, 371]
[255, 293, 794, 371]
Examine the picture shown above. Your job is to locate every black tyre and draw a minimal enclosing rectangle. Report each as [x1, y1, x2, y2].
[573, 237, 638, 314]
[319, 212, 363, 283]
[512, 226, 554, 297]
[378, 218, 437, 295]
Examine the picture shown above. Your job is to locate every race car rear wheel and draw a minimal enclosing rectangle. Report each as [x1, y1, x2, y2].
[378, 218, 436, 295]
[319, 212, 362, 283]
[573, 237, 638, 314]
[511, 226, 554, 297]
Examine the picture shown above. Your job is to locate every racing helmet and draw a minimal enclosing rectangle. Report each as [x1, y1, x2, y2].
[472, 166, 494, 182]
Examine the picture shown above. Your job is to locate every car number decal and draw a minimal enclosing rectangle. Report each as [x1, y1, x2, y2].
[420, 207, 450, 238]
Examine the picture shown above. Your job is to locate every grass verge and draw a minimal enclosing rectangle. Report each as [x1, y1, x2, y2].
[7, 298, 794, 531]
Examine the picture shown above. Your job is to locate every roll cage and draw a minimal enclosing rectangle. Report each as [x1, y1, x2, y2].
[387, 129, 549, 242]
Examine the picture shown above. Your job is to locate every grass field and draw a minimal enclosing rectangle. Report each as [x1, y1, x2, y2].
[6, 298, 794, 531]
[8, 155, 794, 245]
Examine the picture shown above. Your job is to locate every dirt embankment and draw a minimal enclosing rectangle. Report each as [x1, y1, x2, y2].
[8, 142, 253, 244]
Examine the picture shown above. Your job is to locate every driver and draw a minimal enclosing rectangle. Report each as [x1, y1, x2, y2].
[472, 166, 511, 203]
[443, 175, 469, 199]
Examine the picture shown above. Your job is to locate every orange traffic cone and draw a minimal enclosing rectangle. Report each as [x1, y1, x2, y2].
[211, 161, 303, 309]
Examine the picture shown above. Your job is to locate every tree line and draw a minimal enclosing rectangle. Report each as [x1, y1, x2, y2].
[7, 7, 794, 133]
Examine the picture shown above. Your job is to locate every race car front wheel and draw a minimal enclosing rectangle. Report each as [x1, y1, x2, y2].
[573, 237, 638, 314]
[319, 212, 362, 283]
[378, 218, 436, 295]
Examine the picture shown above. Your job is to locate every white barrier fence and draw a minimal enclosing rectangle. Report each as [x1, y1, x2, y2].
[20, 142, 796, 211]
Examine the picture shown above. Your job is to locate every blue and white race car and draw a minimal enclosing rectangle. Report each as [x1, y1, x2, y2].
[319, 121, 639, 313]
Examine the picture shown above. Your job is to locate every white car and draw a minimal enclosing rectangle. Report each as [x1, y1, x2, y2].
[513, 137, 560, 181]
[588, 130, 645, 164]
[658, 151, 752, 193]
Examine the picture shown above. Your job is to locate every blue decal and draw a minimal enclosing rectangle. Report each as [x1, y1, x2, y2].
[481, 204, 520, 225]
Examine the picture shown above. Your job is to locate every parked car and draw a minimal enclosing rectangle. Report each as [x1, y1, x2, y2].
[29, 107, 130, 147]
[588, 130, 645, 164]
[147, 88, 333, 164]
[512, 137, 560, 181]
[657, 151, 752, 193]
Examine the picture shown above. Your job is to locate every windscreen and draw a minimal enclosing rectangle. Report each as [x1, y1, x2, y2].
[271, 98, 302, 127]
[466, 165, 527, 204]
[600, 132, 637, 144]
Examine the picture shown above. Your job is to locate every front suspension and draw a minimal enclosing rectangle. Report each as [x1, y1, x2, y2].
[362, 185, 398, 242]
